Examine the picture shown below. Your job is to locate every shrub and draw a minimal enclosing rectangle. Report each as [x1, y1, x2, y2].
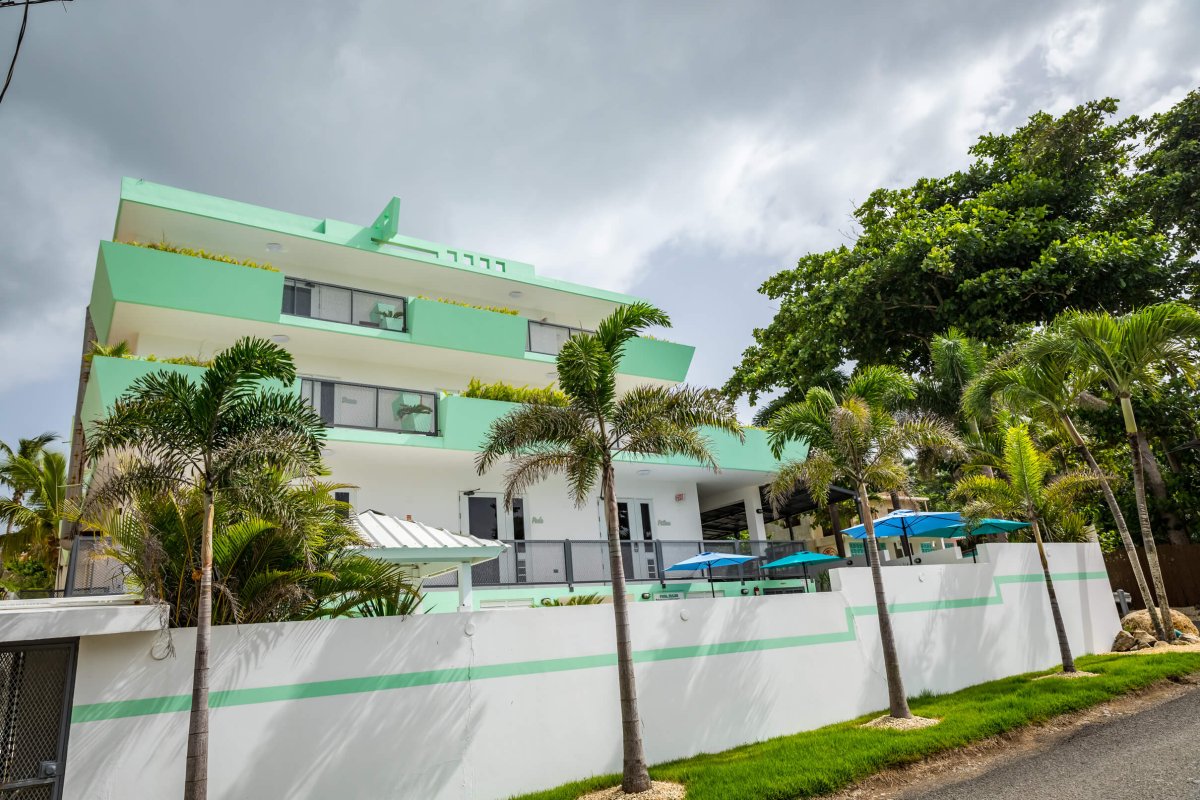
[123, 240, 280, 272]
[537, 593, 606, 607]
[463, 377, 568, 407]
[416, 295, 519, 316]
[87, 342, 213, 368]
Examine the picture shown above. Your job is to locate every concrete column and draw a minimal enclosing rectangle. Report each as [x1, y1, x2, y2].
[740, 485, 768, 542]
[457, 562, 474, 612]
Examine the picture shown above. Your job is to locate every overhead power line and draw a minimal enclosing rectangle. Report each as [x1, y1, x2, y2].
[0, 0, 73, 109]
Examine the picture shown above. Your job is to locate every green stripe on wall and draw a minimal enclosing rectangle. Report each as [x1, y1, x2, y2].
[71, 572, 1107, 725]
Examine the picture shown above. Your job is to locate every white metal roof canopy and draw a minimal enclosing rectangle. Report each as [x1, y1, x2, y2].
[352, 510, 508, 612]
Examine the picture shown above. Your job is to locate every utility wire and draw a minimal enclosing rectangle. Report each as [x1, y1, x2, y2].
[0, 0, 29, 107]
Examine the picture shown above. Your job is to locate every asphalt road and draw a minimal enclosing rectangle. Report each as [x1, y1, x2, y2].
[907, 686, 1200, 800]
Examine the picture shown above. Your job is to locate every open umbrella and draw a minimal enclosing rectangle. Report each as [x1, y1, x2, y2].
[761, 550, 844, 591]
[938, 518, 1032, 562]
[842, 509, 964, 564]
[664, 551, 760, 597]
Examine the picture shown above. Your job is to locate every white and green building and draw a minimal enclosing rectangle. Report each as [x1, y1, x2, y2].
[73, 179, 840, 609]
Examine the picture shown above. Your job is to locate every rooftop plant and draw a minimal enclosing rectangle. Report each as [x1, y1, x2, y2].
[463, 377, 568, 407]
[122, 239, 280, 272]
[416, 295, 519, 316]
[87, 341, 213, 368]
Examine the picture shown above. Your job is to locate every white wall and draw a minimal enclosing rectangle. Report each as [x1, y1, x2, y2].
[62, 543, 1118, 800]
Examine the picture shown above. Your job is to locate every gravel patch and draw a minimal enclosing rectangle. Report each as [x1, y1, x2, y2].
[1033, 671, 1099, 680]
[863, 714, 941, 731]
[1108, 641, 1200, 656]
[577, 780, 686, 800]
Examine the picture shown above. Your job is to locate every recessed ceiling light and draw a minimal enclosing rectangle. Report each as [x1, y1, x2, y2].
[509, 290, 523, 298]
[636, 469, 651, 476]
[546, 371, 557, 378]
[265, 243, 284, 253]
[271, 334, 290, 344]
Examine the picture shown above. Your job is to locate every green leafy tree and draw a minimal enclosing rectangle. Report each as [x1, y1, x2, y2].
[85, 337, 326, 800]
[1051, 303, 1200, 638]
[0, 449, 71, 572]
[766, 365, 962, 719]
[964, 335, 1169, 641]
[0, 433, 59, 537]
[476, 302, 742, 794]
[726, 98, 1183, 405]
[85, 481, 419, 626]
[953, 426, 1098, 673]
[1137, 87, 1200, 266]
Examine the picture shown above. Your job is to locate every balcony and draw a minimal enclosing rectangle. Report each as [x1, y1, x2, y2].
[299, 378, 438, 436]
[282, 277, 407, 332]
[422, 539, 831, 589]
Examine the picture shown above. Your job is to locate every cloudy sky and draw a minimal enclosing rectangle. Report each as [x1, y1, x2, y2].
[0, 0, 1197, 447]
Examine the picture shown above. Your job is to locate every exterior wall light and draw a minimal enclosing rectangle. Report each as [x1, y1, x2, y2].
[509, 290, 523, 298]
[640, 592, 651, 600]
[270, 334, 290, 344]
[266, 243, 284, 252]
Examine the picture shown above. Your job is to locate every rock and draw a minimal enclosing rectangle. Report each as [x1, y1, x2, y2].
[1122, 609, 1200, 639]
[1153, 640, 1171, 648]
[1132, 631, 1157, 649]
[1112, 630, 1139, 652]
[1180, 633, 1200, 644]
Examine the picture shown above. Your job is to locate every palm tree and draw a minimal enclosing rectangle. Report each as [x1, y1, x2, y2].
[477, 302, 741, 794]
[1054, 303, 1200, 638]
[0, 449, 71, 572]
[85, 337, 325, 800]
[953, 425, 1099, 673]
[0, 433, 59, 537]
[767, 365, 962, 719]
[927, 328, 995, 478]
[965, 337, 1169, 641]
[86, 481, 420, 626]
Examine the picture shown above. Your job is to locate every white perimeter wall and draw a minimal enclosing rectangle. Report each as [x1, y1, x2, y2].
[63, 543, 1119, 800]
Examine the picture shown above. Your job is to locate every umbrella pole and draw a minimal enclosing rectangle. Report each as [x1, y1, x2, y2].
[903, 521, 913, 565]
[803, 564, 810, 592]
[709, 566, 716, 598]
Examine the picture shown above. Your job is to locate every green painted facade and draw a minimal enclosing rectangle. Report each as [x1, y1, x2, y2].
[91, 240, 694, 383]
[82, 358, 804, 472]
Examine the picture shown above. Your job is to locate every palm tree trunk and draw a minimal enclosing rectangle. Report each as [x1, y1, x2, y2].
[1029, 517, 1076, 673]
[184, 487, 214, 800]
[1137, 431, 1189, 545]
[860, 482, 911, 719]
[1060, 414, 1166, 641]
[602, 463, 651, 794]
[1120, 396, 1174, 638]
[967, 418, 995, 479]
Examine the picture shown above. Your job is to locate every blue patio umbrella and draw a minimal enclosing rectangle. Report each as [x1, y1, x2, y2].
[761, 550, 844, 589]
[664, 551, 760, 597]
[937, 518, 1033, 562]
[842, 509, 964, 564]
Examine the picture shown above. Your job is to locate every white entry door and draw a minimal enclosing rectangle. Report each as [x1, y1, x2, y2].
[459, 493, 527, 583]
[601, 498, 657, 581]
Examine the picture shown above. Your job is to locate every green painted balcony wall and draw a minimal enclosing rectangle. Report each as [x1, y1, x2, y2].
[91, 241, 283, 342]
[405, 298, 528, 360]
[81, 356, 209, 435]
[620, 337, 694, 382]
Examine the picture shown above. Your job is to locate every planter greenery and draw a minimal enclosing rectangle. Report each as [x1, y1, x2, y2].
[416, 295, 519, 316]
[87, 341, 212, 367]
[123, 240, 280, 272]
[463, 377, 568, 407]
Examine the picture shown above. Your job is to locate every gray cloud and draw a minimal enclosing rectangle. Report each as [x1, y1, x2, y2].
[1, 0, 1197, 444]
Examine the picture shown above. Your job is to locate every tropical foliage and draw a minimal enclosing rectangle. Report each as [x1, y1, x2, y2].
[477, 301, 742, 794]
[766, 365, 962, 718]
[124, 239, 280, 272]
[0, 439, 72, 583]
[416, 295, 520, 315]
[463, 377, 569, 407]
[88, 340, 213, 367]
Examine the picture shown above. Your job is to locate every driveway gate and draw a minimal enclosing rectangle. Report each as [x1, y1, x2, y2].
[0, 641, 76, 800]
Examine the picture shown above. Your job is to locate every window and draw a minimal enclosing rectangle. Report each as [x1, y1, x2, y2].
[920, 542, 935, 554]
[299, 378, 437, 435]
[849, 541, 865, 557]
[282, 277, 407, 330]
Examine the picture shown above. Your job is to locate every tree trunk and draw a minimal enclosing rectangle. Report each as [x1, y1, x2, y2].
[1137, 431, 1189, 545]
[1061, 414, 1166, 641]
[58, 309, 97, 591]
[602, 463, 651, 794]
[967, 418, 995, 479]
[1029, 517, 1076, 673]
[829, 502, 846, 557]
[1121, 396, 1174, 637]
[184, 487, 215, 800]
[859, 482, 911, 719]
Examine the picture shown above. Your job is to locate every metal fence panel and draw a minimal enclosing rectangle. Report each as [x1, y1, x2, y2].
[0, 642, 75, 800]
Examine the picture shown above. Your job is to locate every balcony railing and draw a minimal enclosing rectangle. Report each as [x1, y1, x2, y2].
[527, 320, 593, 356]
[422, 539, 836, 589]
[300, 378, 438, 435]
[282, 277, 408, 331]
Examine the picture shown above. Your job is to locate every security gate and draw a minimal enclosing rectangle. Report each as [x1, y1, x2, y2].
[0, 641, 76, 800]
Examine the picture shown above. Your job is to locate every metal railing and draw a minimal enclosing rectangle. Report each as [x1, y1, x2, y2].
[299, 378, 438, 436]
[422, 539, 836, 589]
[527, 320, 593, 356]
[282, 277, 408, 331]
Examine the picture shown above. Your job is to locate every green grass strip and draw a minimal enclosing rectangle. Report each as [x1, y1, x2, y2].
[70, 571, 1106, 725]
[509, 652, 1200, 800]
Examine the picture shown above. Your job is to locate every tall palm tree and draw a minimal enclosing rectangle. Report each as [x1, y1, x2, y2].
[965, 338, 1169, 641]
[85, 337, 325, 800]
[477, 302, 741, 794]
[767, 365, 962, 719]
[953, 425, 1098, 673]
[0, 433, 59, 537]
[0, 450, 71, 571]
[1054, 303, 1200, 637]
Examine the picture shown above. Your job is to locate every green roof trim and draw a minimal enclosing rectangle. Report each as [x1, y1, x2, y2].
[118, 177, 647, 308]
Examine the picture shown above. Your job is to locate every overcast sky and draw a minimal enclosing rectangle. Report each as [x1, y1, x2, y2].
[1, 0, 1197, 448]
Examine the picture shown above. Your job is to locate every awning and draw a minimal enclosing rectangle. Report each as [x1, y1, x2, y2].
[352, 510, 509, 580]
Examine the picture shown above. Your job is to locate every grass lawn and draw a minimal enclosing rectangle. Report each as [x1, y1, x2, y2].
[510, 652, 1200, 800]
